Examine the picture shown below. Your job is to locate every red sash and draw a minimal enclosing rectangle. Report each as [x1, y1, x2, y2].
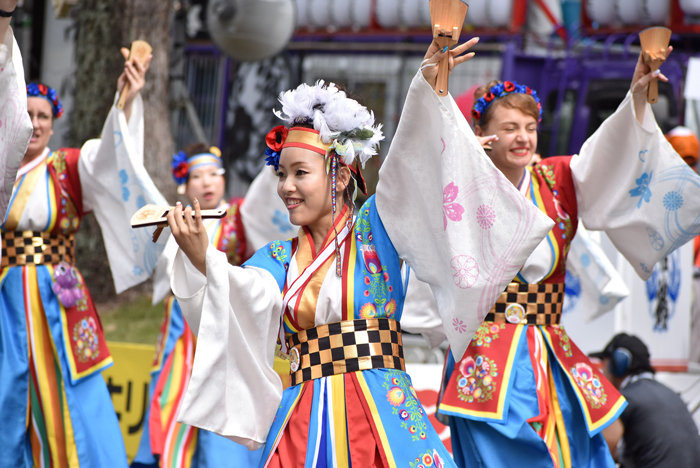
[439, 322, 626, 435]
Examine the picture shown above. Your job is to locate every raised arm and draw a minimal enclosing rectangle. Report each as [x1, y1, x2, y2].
[0, 0, 16, 42]
[78, 51, 167, 294]
[0, 0, 32, 219]
[571, 49, 700, 281]
[375, 38, 554, 360]
[630, 47, 672, 127]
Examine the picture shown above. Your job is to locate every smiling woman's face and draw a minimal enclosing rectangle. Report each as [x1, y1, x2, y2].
[477, 105, 538, 177]
[275, 146, 334, 229]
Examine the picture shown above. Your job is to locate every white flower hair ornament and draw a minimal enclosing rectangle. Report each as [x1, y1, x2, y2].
[265, 81, 384, 275]
[266, 81, 384, 187]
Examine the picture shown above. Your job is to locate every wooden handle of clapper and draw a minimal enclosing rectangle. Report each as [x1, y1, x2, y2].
[435, 37, 451, 97]
[648, 78, 659, 105]
[429, 0, 469, 97]
[117, 82, 131, 110]
[116, 40, 152, 110]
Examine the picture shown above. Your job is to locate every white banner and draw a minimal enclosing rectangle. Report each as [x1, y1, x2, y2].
[563, 233, 692, 369]
[615, 242, 693, 371]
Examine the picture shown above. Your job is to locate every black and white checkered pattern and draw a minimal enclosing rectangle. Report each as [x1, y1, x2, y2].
[1, 231, 75, 267]
[287, 318, 405, 386]
[485, 282, 564, 325]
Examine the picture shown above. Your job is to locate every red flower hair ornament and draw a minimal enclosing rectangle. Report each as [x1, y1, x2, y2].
[264, 125, 289, 171]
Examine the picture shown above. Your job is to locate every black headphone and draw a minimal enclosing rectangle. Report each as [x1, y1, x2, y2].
[610, 347, 633, 377]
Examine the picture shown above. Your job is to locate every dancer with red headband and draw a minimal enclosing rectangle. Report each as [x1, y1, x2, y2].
[436, 47, 700, 467]
[0, 2, 167, 464]
[164, 39, 555, 467]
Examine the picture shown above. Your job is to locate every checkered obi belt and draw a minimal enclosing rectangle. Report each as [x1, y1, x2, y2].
[286, 318, 406, 386]
[1, 231, 75, 268]
[484, 282, 565, 326]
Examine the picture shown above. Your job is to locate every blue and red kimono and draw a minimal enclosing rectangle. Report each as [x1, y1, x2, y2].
[439, 157, 626, 468]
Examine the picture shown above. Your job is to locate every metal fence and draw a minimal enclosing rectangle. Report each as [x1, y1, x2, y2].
[172, 49, 228, 151]
[178, 46, 502, 160]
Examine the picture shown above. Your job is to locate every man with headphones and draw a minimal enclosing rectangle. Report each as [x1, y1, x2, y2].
[592, 333, 700, 467]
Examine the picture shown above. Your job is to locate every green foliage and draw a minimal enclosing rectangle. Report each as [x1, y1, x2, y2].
[100, 295, 163, 345]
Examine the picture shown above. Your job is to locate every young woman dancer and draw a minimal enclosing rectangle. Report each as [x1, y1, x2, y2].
[0, 13, 166, 466]
[438, 47, 700, 467]
[163, 39, 555, 467]
[132, 143, 292, 468]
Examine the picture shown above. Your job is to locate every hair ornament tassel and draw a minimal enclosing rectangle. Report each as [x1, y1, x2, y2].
[330, 153, 342, 276]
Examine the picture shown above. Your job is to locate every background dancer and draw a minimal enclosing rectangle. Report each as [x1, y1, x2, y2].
[438, 45, 700, 468]
[0, 28, 164, 467]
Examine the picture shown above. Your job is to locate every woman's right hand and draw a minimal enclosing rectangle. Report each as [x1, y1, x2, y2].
[167, 199, 209, 276]
[421, 37, 479, 88]
[477, 135, 498, 147]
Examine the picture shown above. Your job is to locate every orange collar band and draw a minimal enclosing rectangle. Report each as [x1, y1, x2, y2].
[282, 127, 331, 156]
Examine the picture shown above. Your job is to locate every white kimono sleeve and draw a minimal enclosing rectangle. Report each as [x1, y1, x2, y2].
[240, 165, 295, 253]
[171, 245, 283, 450]
[78, 94, 168, 293]
[571, 93, 700, 281]
[376, 71, 554, 361]
[0, 27, 32, 219]
[151, 235, 178, 305]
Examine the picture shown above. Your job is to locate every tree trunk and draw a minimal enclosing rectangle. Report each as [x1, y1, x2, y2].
[121, 0, 176, 199]
[71, 0, 175, 303]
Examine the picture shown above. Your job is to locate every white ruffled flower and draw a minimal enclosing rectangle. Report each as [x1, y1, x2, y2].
[273, 81, 384, 168]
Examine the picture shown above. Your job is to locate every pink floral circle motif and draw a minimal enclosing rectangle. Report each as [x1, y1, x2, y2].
[451, 255, 479, 289]
[476, 204, 496, 230]
[453, 318, 467, 333]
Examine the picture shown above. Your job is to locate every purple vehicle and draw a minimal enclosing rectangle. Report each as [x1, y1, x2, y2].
[502, 32, 688, 158]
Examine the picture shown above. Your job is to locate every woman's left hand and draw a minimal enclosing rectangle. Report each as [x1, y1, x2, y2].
[630, 46, 672, 95]
[421, 37, 479, 89]
[630, 46, 671, 124]
[117, 47, 152, 120]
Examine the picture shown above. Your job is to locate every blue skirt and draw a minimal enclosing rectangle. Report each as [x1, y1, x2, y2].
[445, 333, 616, 468]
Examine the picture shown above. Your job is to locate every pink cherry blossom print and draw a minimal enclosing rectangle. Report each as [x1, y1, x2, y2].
[443, 182, 465, 230]
[476, 204, 496, 229]
[451, 255, 479, 289]
[453, 318, 467, 333]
